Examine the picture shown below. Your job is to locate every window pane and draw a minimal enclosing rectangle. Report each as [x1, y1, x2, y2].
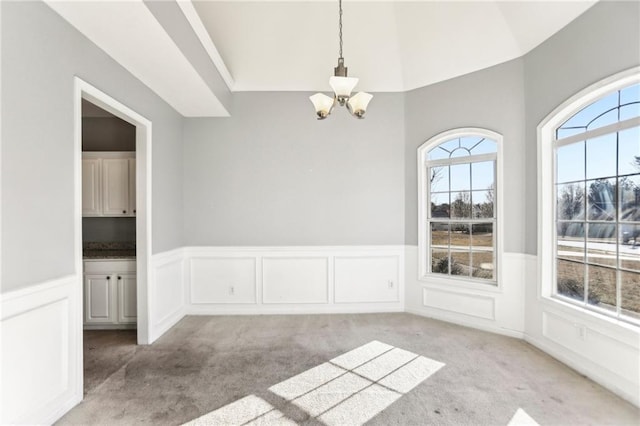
[619, 174, 640, 221]
[620, 83, 640, 105]
[621, 271, 640, 320]
[586, 133, 617, 180]
[450, 224, 470, 249]
[587, 223, 616, 267]
[472, 161, 494, 190]
[430, 223, 449, 247]
[471, 251, 494, 280]
[557, 182, 585, 220]
[450, 251, 470, 277]
[430, 166, 449, 193]
[620, 103, 640, 121]
[588, 109, 618, 131]
[557, 259, 584, 302]
[472, 190, 494, 218]
[451, 192, 472, 218]
[557, 142, 585, 183]
[587, 265, 616, 313]
[587, 178, 616, 221]
[620, 226, 640, 271]
[450, 163, 471, 191]
[431, 193, 450, 219]
[471, 223, 493, 248]
[560, 91, 618, 131]
[428, 145, 450, 161]
[557, 222, 585, 262]
[469, 139, 497, 155]
[431, 249, 449, 274]
[460, 136, 483, 150]
[618, 127, 640, 176]
[557, 128, 584, 139]
[450, 148, 470, 158]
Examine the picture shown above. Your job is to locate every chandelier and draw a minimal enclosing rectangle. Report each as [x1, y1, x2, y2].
[309, 0, 373, 120]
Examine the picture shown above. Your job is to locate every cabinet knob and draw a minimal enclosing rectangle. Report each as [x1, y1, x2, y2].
[123, 210, 127, 214]
[117, 276, 122, 280]
[106, 276, 111, 280]
[133, 209, 136, 214]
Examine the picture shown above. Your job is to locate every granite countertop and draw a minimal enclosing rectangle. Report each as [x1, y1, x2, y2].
[83, 242, 136, 259]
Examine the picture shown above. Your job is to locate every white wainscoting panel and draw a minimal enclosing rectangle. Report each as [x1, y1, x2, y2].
[262, 257, 329, 304]
[190, 257, 256, 304]
[423, 287, 495, 320]
[1, 275, 82, 425]
[405, 246, 525, 338]
[335, 256, 400, 303]
[183, 246, 405, 315]
[150, 249, 186, 343]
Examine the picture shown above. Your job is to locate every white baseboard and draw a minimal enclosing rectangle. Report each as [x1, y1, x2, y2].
[1, 275, 83, 425]
[405, 308, 524, 339]
[525, 333, 639, 407]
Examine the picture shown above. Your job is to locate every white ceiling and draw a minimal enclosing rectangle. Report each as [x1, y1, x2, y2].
[193, 0, 596, 92]
[45, 0, 597, 115]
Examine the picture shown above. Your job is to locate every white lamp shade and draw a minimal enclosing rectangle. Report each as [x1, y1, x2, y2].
[329, 76, 359, 98]
[309, 93, 335, 118]
[347, 92, 373, 117]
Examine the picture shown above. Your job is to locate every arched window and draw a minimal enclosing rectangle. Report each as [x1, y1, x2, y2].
[539, 68, 640, 325]
[418, 129, 502, 285]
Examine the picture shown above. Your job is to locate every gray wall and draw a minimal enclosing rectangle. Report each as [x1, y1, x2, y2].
[82, 117, 135, 151]
[523, 0, 640, 254]
[404, 59, 527, 253]
[183, 92, 405, 246]
[1, 1, 184, 292]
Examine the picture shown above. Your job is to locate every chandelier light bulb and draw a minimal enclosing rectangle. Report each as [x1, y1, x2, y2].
[329, 76, 359, 105]
[309, 93, 335, 120]
[347, 92, 373, 119]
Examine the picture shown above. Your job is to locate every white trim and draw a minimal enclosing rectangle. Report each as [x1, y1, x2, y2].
[416, 127, 504, 290]
[74, 77, 153, 345]
[405, 308, 524, 339]
[536, 67, 640, 311]
[177, 0, 235, 91]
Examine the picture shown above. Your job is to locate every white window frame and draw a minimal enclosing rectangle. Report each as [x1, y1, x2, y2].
[537, 66, 640, 324]
[417, 128, 504, 290]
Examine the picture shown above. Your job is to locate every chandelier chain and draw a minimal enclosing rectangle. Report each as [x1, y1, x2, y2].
[338, 0, 343, 58]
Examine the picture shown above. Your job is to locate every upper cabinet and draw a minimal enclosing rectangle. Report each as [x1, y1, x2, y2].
[82, 152, 135, 217]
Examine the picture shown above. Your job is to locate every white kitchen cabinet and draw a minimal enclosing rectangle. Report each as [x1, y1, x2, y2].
[82, 158, 101, 216]
[82, 152, 135, 217]
[84, 260, 136, 329]
[85, 274, 114, 323]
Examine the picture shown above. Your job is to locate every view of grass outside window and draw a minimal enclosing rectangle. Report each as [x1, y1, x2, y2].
[555, 82, 640, 323]
[427, 136, 497, 283]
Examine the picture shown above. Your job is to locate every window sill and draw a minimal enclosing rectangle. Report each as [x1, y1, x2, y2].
[540, 295, 640, 334]
[418, 274, 501, 294]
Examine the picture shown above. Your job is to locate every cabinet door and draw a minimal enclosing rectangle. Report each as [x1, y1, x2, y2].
[102, 158, 130, 216]
[128, 158, 136, 216]
[82, 158, 101, 216]
[117, 274, 137, 324]
[85, 274, 115, 324]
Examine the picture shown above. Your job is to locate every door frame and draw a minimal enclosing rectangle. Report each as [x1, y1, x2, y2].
[73, 77, 152, 345]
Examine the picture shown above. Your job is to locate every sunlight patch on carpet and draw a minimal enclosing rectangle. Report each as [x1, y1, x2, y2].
[508, 408, 540, 426]
[182, 340, 445, 426]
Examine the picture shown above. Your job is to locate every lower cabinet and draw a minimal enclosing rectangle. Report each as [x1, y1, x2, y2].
[84, 260, 136, 329]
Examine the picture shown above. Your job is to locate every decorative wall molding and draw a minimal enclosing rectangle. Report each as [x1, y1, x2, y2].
[0, 275, 83, 425]
[183, 246, 405, 317]
[404, 246, 526, 338]
[149, 249, 186, 343]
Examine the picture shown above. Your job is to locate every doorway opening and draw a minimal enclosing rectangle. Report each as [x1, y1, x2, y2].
[73, 79, 153, 392]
